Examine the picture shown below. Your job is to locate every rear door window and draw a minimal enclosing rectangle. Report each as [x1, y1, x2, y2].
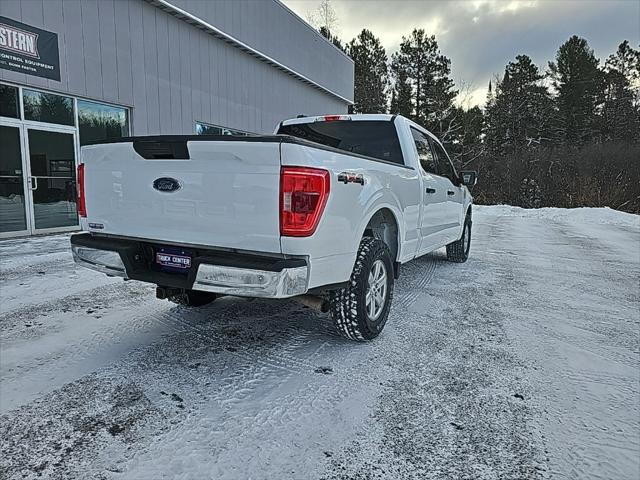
[278, 120, 404, 165]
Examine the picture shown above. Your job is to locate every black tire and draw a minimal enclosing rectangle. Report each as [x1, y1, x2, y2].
[329, 237, 394, 341]
[169, 290, 217, 307]
[446, 213, 472, 263]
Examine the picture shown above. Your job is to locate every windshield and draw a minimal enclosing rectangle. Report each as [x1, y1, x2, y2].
[278, 120, 404, 165]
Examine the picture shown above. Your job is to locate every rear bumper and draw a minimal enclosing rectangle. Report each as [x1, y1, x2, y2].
[70, 233, 309, 298]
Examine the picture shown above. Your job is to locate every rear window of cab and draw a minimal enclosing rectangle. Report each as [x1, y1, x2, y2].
[277, 120, 405, 165]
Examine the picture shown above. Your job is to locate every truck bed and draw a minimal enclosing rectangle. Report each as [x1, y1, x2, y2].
[81, 135, 288, 253]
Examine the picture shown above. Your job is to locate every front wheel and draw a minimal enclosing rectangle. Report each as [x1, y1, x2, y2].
[446, 213, 471, 263]
[329, 237, 394, 341]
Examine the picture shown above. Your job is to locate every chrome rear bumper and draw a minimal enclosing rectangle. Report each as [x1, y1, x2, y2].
[72, 245, 128, 278]
[70, 235, 308, 298]
[193, 263, 308, 298]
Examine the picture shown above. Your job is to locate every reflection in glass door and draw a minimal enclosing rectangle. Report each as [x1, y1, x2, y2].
[26, 129, 79, 230]
[0, 124, 28, 234]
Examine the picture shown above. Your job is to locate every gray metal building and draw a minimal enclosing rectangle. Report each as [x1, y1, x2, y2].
[0, 0, 354, 237]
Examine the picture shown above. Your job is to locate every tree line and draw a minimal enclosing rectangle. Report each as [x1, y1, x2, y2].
[310, 6, 639, 213]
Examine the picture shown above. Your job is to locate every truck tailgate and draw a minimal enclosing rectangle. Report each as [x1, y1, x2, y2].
[81, 138, 282, 253]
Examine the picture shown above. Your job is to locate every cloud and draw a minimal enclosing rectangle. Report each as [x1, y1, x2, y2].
[467, 0, 538, 14]
[282, 0, 640, 106]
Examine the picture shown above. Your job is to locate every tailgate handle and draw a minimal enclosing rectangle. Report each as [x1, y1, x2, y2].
[133, 141, 190, 159]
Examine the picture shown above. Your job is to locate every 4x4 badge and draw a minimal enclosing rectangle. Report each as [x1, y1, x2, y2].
[338, 172, 365, 185]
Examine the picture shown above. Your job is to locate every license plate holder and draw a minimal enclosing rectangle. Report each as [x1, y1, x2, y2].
[155, 247, 192, 273]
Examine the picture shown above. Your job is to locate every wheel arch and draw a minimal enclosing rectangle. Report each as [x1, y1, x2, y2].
[360, 207, 401, 264]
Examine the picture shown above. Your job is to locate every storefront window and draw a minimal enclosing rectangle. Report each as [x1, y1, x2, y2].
[22, 89, 74, 126]
[0, 84, 19, 118]
[0, 125, 27, 233]
[195, 121, 250, 136]
[1, 85, 130, 237]
[78, 99, 129, 146]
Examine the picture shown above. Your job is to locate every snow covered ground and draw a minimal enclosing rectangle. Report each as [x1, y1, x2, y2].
[1, 205, 638, 480]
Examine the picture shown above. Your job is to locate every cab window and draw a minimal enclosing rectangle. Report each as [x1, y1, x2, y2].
[278, 120, 405, 165]
[410, 127, 436, 174]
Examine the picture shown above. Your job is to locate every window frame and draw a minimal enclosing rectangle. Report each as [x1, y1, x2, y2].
[0, 84, 20, 119]
[429, 138, 459, 185]
[77, 98, 130, 146]
[22, 88, 76, 126]
[0, 82, 131, 136]
[410, 126, 438, 176]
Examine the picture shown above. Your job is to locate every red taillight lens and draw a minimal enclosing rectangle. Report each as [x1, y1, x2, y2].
[280, 167, 330, 237]
[77, 163, 86, 217]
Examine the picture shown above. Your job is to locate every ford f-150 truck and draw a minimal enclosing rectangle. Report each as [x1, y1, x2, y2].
[71, 114, 476, 341]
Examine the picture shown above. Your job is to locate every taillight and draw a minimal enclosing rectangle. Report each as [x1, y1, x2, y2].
[280, 167, 330, 237]
[77, 163, 86, 217]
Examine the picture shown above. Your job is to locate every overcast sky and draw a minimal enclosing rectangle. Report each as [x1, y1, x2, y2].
[281, 0, 640, 107]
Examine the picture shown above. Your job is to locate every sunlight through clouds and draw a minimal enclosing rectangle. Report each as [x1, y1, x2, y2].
[469, 0, 538, 13]
[282, 0, 639, 107]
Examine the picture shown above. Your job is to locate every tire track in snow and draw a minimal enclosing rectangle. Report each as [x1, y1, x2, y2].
[321, 215, 543, 480]
[0, 220, 470, 478]
[0, 287, 169, 413]
[157, 304, 320, 374]
[394, 253, 439, 310]
[5, 252, 443, 478]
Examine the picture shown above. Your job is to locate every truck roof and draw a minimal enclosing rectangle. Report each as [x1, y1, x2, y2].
[279, 113, 442, 146]
[280, 114, 397, 126]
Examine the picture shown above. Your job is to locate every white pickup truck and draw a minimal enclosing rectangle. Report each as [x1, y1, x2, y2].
[71, 114, 476, 341]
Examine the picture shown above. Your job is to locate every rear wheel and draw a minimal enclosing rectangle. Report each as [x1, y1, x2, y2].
[329, 237, 394, 341]
[446, 213, 471, 263]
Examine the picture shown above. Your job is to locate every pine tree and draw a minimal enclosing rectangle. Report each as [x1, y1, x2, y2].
[319, 26, 346, 53]
[485, 55, 554, 155]
[391, 29, 457, 139]
[605, 40, 640, 88]
[389, 68, 413, 117]
[347, 29, 388, 113]
[549, 36, 603, 145]
[599, 41, 640, 142]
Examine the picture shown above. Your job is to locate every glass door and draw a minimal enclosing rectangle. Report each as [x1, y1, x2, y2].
[0, 122, 29, 236]
[25, 127, 79, 232]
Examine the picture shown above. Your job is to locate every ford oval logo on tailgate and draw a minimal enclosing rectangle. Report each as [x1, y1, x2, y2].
[153, 177, 181, 193]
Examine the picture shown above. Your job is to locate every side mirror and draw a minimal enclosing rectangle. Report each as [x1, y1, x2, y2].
[459, 170, 477, 187]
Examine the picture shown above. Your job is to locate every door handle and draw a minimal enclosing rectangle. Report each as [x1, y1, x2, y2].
[425, 187, 436, 194]
[447, 190, 455, 196]
[29, 177, 38, 191]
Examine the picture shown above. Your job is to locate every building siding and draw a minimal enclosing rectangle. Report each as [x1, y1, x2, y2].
[164, 0, 354, 102]
[0, 0, 353, 135]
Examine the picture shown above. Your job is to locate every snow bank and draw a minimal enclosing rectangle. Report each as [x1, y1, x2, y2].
[475, 204, 639, 228]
